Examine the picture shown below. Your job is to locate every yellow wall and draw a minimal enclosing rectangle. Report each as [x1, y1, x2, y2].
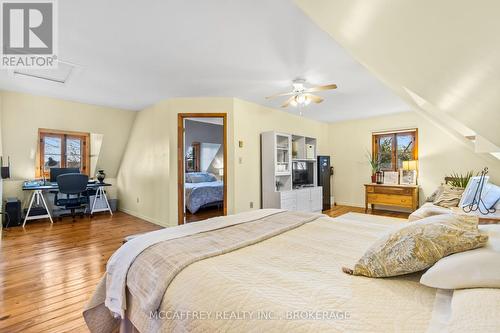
[117, 98, 235, 226]
[117, 97, 328, 227]
[0, 91, 137, 201]
[232, 99, 329, 213]
[5, 90, 496, 223]
[328, 112, 500, 208]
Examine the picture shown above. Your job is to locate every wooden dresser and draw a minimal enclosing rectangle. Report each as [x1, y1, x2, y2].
[364, 183, 419, 213]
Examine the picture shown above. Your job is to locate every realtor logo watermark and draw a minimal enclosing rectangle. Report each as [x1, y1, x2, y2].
[1, 0, 57, 68]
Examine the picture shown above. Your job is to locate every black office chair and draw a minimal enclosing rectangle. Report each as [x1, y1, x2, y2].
[54, 173, 89, 221]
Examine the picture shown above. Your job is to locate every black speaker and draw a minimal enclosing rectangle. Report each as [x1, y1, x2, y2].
[4, 198, 22, 227]
[0, 156, 10, 179]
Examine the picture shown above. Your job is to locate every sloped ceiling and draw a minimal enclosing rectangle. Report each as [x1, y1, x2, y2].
[295, 0, 500, 146]
[0, 0, 408, 123]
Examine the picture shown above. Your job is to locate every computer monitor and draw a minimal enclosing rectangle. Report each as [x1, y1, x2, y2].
[49, 168, 81, 182]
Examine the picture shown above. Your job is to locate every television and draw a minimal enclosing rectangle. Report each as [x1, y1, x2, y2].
[292, 161, 314, 188]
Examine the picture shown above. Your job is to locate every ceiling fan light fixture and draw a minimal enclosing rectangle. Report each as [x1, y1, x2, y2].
[293, 94, 310, 106]
[267, 80, 336, 109]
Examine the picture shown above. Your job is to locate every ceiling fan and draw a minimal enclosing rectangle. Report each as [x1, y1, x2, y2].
[266, 79, 337, 108]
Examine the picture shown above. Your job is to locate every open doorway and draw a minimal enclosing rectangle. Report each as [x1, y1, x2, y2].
[178, 113, 227, 224]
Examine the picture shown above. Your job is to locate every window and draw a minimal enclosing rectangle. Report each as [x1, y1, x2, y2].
[37, 129, 90, 177]
[372, 129, 418, 172]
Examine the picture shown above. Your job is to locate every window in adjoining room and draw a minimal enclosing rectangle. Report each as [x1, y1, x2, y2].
[36, 129, 90, 178]
[372, 129, 418, 172]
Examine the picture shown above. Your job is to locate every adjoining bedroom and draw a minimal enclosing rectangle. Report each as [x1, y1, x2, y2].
[0, 1, 499, 333]
[181, 116, 226, 223]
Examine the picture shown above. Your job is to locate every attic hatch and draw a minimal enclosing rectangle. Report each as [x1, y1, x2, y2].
[13, 61, 76, 84]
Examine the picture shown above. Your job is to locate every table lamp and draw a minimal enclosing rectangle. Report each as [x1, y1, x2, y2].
[403, 160, 418, 171]
[402, 160, 418, 185]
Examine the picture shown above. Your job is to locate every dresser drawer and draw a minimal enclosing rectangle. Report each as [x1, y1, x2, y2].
[367, 193, 413, 208]
[369, 186, 413, 195]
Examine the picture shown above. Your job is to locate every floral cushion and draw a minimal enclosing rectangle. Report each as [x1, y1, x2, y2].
[342, 214, 488, 278]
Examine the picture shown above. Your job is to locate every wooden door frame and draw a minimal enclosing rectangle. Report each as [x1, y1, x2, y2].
[177, 113, 228, 225]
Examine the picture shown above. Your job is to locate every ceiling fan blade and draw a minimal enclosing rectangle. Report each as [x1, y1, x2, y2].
[304, 84, 337, 93]
[281, 96, 295, 108]
[265, 91, 295, 99]
[305, 94, 324, 104]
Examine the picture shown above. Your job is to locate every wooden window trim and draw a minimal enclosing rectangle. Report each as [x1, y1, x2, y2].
[372, 129, 418, 172]
[36, 128, 90, 178]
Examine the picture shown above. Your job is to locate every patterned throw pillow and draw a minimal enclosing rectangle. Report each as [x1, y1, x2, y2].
[426, 185, 444, 202]
[342, 214, 488, 278]
[433, 184, 464, 208]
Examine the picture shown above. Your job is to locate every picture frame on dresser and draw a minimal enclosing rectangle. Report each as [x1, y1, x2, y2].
[383, 171, 399, 185]
[400, 169, 417, 185]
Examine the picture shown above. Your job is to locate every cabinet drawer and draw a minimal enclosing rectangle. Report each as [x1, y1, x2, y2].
[367, 194, 413, 208]
[281, 198, 297, 211]
[280, 191, 296, 201]
[372, 186, 413, 195]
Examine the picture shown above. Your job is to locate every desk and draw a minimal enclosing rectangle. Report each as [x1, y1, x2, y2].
[22, 181, 113, 227]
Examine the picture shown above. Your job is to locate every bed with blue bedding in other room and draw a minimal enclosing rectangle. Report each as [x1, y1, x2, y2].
[184, 172, 223, 214]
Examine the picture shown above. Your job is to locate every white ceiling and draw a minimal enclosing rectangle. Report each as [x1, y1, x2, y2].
[0, 0, 410, 122]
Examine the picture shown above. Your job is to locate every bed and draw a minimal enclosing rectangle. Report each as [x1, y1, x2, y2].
[184, 172, 223, 214]
[84, 210, 500, 333]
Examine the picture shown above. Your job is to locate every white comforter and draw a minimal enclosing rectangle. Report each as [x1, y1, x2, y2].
[105, 209, 284, 317]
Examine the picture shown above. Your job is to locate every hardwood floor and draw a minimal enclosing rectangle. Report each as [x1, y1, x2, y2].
[0, 206, 407, 332]
[0, 212, 161, 333]
[185, 205, 224, 223]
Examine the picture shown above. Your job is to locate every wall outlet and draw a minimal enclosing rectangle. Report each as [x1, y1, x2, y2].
[136, 197, 140, 204]
[250, 201, 253, 208]
[239, 157, 243, 164]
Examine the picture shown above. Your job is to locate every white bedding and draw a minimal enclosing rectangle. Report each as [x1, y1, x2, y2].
[126, 213, 439, 332]
[86, 211, 500, 333]
[105, 209, 283, 317]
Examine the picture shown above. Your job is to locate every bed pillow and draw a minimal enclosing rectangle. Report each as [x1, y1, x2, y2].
[342, 214, 488, 278]
[426, 185, 444, 202]
[408, 202, 451, 222]
[433, 185, 464, 208]
[185, 172, 217, 183]
[420, 224, 500, 289]
[482, 183, 500, 209]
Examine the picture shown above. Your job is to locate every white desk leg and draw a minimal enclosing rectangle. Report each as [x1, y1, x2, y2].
[102, 187, 113, 216]
[22, 190, 53, 227]
[91, 186, 113, 216]
[39, 192, 54, 224]
[90, 188, 98, 214]
[23, 191, 36, 227]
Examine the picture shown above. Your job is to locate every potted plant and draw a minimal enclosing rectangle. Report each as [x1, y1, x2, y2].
[446, 171, 475, 188]
[366, 151, 380, 183]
